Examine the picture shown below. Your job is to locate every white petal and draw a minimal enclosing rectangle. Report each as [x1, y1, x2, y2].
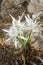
[2, 29, 9, 33]
[9, 14, 16, 26]
[18, 36, 26, 40]
[4, 38, 11, 42]
[27, 14, 30, 19]
[14, 39, 18, 48]
[18, 12, 24, 21]
[9, 14, 16, 21]
[25, 16, 28, 22]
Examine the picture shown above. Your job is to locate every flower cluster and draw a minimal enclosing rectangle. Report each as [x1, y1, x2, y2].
[2, 13, 41, 49]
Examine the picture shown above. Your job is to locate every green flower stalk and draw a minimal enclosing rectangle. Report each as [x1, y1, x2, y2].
[18, 30, 32, 57]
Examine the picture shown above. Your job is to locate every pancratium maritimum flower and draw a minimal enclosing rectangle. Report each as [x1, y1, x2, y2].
[24, 14, 41, 37]
[2, 18, 19, 48]
[2, 13, 25, 48]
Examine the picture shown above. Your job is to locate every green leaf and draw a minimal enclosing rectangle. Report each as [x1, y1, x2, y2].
[17, 37, 24, 44]
[26, 30, 32, 46]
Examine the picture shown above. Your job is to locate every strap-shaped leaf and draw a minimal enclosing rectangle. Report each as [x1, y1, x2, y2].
[26, 30, 32, 46]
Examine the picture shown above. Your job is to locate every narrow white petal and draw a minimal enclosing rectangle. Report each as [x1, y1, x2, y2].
[9, 14, 16, 21]
[18, 36, 26, 40]
[2, 29, 9, 33]
[14, 40, 18, 48]
[34, 20, 37, 24]
[25, 16, 28, 21]
[4, 38, 11, 42]
[18, 12, 24, 21]
[9, 14, 16, 26]
[27, 14, 30, 19]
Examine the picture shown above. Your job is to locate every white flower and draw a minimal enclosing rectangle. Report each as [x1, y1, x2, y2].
[2, 22, 18, 42]
[24, 14, 41, 36]
[9, 13, 25, 34]
[10, 12, 24, 28]
[2, 13, 24, 48]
